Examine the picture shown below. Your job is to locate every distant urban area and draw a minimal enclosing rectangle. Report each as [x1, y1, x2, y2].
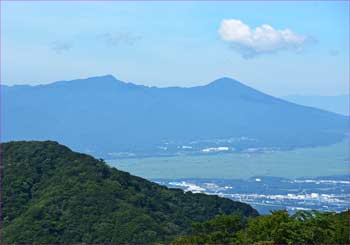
[155, 175, 350, 214]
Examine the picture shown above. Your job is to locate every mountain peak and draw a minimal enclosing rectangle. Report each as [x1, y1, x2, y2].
[88, 74, 117, 81]
[205, 77, 255, 93]
[208, 77, 243, 87]
[50, 74, 128, 89]
[82, 74, 121, 84]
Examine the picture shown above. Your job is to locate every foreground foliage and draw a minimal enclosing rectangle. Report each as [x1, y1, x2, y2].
[2, 141, 257, 244]
[173, 209, 350, 244]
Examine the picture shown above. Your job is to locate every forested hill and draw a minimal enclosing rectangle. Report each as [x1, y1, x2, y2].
[1, 141, 258, 244]
[173, 210, 350, 244]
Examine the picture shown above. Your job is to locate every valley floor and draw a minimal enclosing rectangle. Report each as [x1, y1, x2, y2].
[108, 140, 349, 179]
[108, 140, 350, 214]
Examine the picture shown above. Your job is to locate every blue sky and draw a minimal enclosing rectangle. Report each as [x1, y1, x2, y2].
[2, 1, 349, 96]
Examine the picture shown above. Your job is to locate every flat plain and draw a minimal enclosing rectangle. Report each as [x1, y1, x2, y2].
[108, 140, 349, 179]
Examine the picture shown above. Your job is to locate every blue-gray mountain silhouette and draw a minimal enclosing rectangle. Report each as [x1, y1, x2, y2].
[2, 75, 347, 157]
[282, 94, 349, 116]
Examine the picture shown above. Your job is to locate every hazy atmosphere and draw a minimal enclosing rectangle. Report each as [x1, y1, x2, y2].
[1, 1, 349, 244]
[2, 1, 349, 96]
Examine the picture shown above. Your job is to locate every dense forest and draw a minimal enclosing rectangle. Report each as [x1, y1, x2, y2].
[2, 141, 349, 244]
[173, 210, 350, 244]
[2, 141, 257, 244]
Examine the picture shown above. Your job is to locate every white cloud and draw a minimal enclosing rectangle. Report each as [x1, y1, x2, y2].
[218, 19, 308, 58]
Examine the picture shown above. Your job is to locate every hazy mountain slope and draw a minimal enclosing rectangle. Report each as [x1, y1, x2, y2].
[282, 94, 349, 116]
[2, 141, 258, 243]
[2, 75, 348, 156]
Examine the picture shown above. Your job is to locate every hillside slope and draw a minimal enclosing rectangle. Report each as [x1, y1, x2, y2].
[2, 141, 258, 244]
[173, 210, 350, 244]
[282, 94, 349, 116]
[2, 75, 348, 157]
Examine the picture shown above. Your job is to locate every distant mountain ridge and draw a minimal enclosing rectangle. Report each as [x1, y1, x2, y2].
[2, 75, 348, 157]
[282, 94, 349, 116]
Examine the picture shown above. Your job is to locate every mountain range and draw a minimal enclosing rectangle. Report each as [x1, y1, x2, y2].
[2, 75, 348, 157]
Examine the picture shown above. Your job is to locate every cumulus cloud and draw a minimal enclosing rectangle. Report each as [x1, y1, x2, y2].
[218, 19, 309, 58]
